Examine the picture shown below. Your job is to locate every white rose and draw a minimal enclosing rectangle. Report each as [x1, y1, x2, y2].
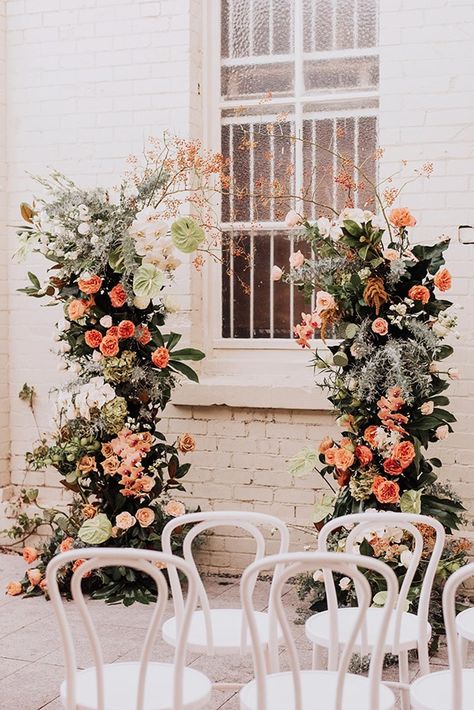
[78, 222, 91, 235]
[316, 217, 331, 236]
[432, 322, 449, 338]
[271, 265, 283, 281]
[312, 570, 324, 583]
[285, 210, 301, 228]
[99, 315, 113, 328]
[339, 576, 351, 591]
[436, 425, 449, 441]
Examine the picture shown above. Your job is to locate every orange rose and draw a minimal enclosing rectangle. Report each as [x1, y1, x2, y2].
[177, 433, 196, 453]
[6, 581, 22, 596]
[136, 325, 151, 345]
[107, 326, 119, 338]
[77, 455, 96, 474]
[319, 436, 334, 454]
[393, 440, 415, 468]
[72, 559, 92, 578]
[151, 346, 170, 369]
[60, 537, 74, 553]
[136, 507, 155, 528]
[372, 476, 400, 504]
[67, 299, 88, 321]
[101, 442, 115, 458]
[355, 445, 373, 467]
[100, 335, 119, 357]
[78, 274, 102, 294]
[434, 268, 452, 292]
[118, 320, 135, 339]
[334, 447, 355, 471]
[408, 285, 430, 304]
[109, 283, 127, 308]
[85, 329, 103, 348]
[324, 447, 337, 465]
[363, 425, 379, 448]
[389, 208, 416, 228]
[383, 458, 403, 476]
[27, 568, 42, 587]
[101, 455, 120, 474]
[22, 546, 38, 564]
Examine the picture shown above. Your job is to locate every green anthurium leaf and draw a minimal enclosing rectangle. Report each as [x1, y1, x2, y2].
[171, 216, 205, 253]
[313, 493, 336, 523]
[400, 489, 422, 514]
[78, 513, 113, 545]
[133, 264, 165, 298]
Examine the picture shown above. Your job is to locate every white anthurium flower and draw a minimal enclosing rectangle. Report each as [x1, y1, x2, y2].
[339, 207, 365, 225]
[312, 570, 324, 583]
[339, 577, 352, 591]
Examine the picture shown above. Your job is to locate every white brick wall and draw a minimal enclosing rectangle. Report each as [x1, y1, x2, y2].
[0, 3, 9, 496]
[1, 0, 474, 569]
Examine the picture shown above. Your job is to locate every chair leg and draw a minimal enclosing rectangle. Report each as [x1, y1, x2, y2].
[417, 641, 430, 676]
[399, 650, 410, 710]
[311, 643, 322, 670]
[459, 635, 469, 666]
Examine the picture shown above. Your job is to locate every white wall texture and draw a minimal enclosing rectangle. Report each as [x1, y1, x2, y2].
[0, 0, 473, 570]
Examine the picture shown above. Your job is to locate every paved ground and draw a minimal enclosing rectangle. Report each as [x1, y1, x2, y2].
[0, 552, 450, 709]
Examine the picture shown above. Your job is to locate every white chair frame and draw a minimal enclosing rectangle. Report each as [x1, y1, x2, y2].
[308, 512, 445, 710]
[240, 550, 399, 710]
[46, 547, 211, 710]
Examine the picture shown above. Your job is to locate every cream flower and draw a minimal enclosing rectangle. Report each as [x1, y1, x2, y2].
[116, 511, 136, 530]
[164, 500, 186, 517]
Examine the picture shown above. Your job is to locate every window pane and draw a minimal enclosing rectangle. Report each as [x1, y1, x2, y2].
[304, 55, 379, 93]
[221, 61, 294, 100]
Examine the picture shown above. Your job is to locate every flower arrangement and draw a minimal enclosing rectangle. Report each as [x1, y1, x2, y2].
[5, 137, 224, 604]
[284, 203, 463, 531]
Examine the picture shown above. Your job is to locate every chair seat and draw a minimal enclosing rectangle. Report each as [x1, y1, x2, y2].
[163, 608, 281, 655]
[305, 606, 430, 652]
[59, 661, 212, 710]
[456, 607, 474, 641]
[410, 668, 474, 710]
[239, 670, 396, 710]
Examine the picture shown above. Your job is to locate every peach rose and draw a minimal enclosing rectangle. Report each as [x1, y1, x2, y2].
[151, 346, 170, 369]
[27, 568, 42, 587]
[136, 507, 155, 527]
[372, 476, 400, 504]
[289, 250, 305, 269]
[177, 433, 196, 453]
[116, 511, 136, 530]
[78, 274, 102, 294]
[324, 447, 337, 465]
[319, 437, 334, 454]
[99, 335, 119, 357]
[408, 285, 430, 304]
[393, 440, 415, 468]
[363, 425, 379, 448]
[383, 248, 399, 261]
[136, 325, 152, 345]
[60, 537, 74, 553]
[316, 290, 336, 313]
[101, 455, 120, 474]
[22, 546, 38, 564]
[109, 283, 127, 308]
[355, 445, 373, 467]
[389, 208, 416, 228]
[67, 299, 88, 321]
[6, 581, 22, 596]
[140, 476, 155, 493]
[434, 268, 452, 292]
[39, 579, 48, 592]
[420, 401, 434, 415]
[372, 318, 388, 336]
[85, 329, 103, 348]
[101, 442, 115, 458]
[118, 320, 135, 339]
[436, 425, 449, 440]
[339, 437, 354, 450]
[77, 455, 96, 474]
[334, 447, 355, 471]
[164, 500, 186, 517]
[271, 265, 283, 281]
[383, 458, 403, 476]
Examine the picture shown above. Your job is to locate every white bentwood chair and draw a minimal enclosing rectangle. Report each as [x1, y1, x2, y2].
[410, 561, 474, 710]
[305, 512, 445, 710]
[161, 511, 289, 667]
[240, 551, 398, 710]
[46, 548, 212, 710]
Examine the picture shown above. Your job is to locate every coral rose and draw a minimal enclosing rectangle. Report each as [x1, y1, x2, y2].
[136, 325, 152, 345]
[177, 433, 196, 453]
[136, 507, 155, 528]
[324, 447, 337, 465]
[78, 274, 102, 294]
[151, 346, 170, 369]
[107, 326, 119, 338]
[27, 568, 42, 587]
[355, 445, 373, 466]
[100, 335, 119, 357]
[334, 447, 355, 471]
[164, 500, 186, 517]
[389, 208, 416, 228]
[116, 511, 136, 530]
[6, 581, 22, 596]
[434, 268, 452, 292]
[319, 436, 334, 454]
[372, 318, 388, 336]
[22, 547, 38, 564]
[118, 320, 135, 339]
[109, 283, 127, 308]
[393, 440, 415, 468]
[383, 458, 403, 476]
[60, 537, 74, 553]
[420, 401, 434, 415]
[67, 299, 88, 321]
[85, 329, 103, 348]
[363, 425, 379, 448]
[372, 476, 400, 504]
[140, 476, 155, 493]
[408, 285, 430, 304]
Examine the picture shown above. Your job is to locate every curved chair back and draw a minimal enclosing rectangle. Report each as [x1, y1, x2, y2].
[241, 551, 398, 710]
[318, 512, 445, 661]
[46, 547, 200, 710]
[442, 561, 474, 709]
[161, 510, 290, 653]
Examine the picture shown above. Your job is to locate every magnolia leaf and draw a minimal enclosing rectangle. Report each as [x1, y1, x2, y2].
[400, 489, 422, 514]
[171, 216, 205, 253]
[313, 493, 336, 523]
[78, 513, 112, 545]
[288, 447, 319, 478]
[133, 263, 165, 298]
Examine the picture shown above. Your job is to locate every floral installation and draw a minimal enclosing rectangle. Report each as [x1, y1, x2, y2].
[284, 200, 463, 531]
[4, 136, 225, 604]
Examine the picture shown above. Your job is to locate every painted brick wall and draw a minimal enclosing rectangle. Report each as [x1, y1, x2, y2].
[0, 3, 9, 497]
[1, 0, 474, 571]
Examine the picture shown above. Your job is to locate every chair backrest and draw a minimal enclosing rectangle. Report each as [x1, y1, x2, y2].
[161, 510, 290, 652]
[241, 551, 398, 710]
[442, 561, 474, 710]
[318, 512, 445, 655]
[46, 547, 200, 710]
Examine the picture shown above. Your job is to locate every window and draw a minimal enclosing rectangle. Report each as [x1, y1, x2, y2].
[218, 0, 379, 340]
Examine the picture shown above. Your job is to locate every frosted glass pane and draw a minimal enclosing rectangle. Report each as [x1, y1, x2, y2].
[304, 55, 379, 92]
[231, 0, 251, 57]
[303, 0, 378, 51]
[221, 62, 294, 99]
[335, 0, 355, 50]
[357, 0, 378, 48]
[272, 0, 293, 54]
[252, 0, 270, 55]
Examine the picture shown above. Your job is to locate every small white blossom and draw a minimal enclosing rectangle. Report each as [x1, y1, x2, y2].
[339, 576, 352, 591]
